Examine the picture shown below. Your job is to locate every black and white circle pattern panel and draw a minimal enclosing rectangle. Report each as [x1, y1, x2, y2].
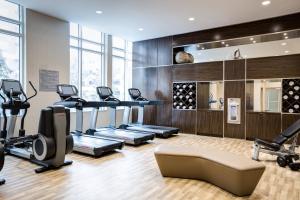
[282, 79, 300, 113]
[173, 82, 197, 110]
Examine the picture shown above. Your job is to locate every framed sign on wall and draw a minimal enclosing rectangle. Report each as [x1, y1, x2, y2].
[227, 98, 241, 124]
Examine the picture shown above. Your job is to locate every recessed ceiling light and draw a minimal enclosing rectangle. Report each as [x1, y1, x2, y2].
[250, 37, 254, 41]
[281, 42, 287, 46]
[221, 41, 225, 44]
[96, 10, 103, 14]
[283, 32, 287, 36]
[285, 50, 290, 54]
[253, 41, 256, 43]
[138, 28, 144, 31]
[262, 1, 271, 6]
[225, 44, 229, 47]
[201, 47, 205, 50]
[188, 17, 195, 21]
[285, 36, 289, 39]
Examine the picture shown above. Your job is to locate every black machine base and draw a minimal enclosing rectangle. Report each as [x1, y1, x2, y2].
[35, 160, 73, 173]
[0, 178, 5, 185]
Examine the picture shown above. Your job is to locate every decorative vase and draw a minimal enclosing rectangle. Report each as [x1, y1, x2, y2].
[175, 51, 194, 64]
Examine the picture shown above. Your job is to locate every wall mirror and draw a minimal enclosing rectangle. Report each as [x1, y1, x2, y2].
[246, 79, 282, 113]
[174, 29, 300, 63]
[198, 81, 224, 110]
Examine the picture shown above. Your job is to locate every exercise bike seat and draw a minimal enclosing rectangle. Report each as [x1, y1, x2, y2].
[254, 138, 281, 151]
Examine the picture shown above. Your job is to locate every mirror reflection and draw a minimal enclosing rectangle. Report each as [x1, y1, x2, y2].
[246, 79, 282, 112]
[198, 81, 224, 110]
[174, 29, 300, 63]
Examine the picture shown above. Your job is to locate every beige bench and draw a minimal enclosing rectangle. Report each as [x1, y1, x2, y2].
[154, 145, 265, 196]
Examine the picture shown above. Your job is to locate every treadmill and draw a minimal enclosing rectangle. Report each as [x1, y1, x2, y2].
[121, 88, 179, 138]
[87, 86, 155, 145]
[54, 84, 124, 156]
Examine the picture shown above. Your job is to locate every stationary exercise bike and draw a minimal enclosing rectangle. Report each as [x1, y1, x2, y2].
[0, 79, 73, 173]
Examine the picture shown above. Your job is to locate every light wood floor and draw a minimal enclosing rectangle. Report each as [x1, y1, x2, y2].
[0, 134, 299, 200]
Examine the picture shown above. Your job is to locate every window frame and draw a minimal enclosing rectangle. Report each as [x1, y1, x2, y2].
[69, 23, 106, 99]
[0, 1, 24, 83]
[112, 37, 132, 101]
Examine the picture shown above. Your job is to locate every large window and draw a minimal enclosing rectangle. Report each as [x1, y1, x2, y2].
[69, 23, 105, 101]
[112, 36, 132, 100]
[0, 1, 23, 81]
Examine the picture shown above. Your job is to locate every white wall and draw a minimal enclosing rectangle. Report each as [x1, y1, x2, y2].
[21, 9, 124, 135]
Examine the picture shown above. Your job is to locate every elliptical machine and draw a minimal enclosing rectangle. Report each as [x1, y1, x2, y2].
[0, 140, 5, 185]
[0, 79, 73, 173]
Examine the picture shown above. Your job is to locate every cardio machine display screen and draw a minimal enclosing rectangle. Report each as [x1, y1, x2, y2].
[98, 87, 112, 97]
[129, 89, 140, 98]
[60, 86, 76, 96]
[2, 81, 22, 93]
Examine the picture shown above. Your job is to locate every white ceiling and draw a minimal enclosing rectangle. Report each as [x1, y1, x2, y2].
[12, 0, 300, 41]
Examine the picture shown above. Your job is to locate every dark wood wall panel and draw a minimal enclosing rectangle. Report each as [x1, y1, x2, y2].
[133, 41, 147, 68]
[263, 113, 282, 141]
[224, 81, 245, 139]
[246, 112, 281, 141]
[172, 110, 196, 134]
[173, 62, 223, 81]
[132, 39, 158, 68]
[225, 59, 245, 80]
[282, 114, 300, 130]
[247, 54, 300, 79]
[146, 39, 158, 67]
[197, 110, 223, 137]
[246, 112, 262, 140]
[156, 66, 173, 126]
[157, 36, 173, 66]
[132, 67, 158, 125]
[197, 82, 210, 109]
[282, 114, 300, 144]
[172, 13, 300, 46]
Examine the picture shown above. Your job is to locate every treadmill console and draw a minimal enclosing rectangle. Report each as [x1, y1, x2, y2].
[56, 84, 85, 102]
[128, 88, 148, 101]
[97, 87, 120, 102]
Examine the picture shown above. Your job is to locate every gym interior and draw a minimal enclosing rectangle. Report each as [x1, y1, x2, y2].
[0, 0, 300, 199]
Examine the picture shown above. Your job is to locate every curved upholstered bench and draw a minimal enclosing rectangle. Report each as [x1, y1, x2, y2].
[154, 145, 265, 196]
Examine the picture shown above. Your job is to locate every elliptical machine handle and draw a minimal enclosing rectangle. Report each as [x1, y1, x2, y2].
[0, 92, 5, 103]
[25, 81, 37, 102]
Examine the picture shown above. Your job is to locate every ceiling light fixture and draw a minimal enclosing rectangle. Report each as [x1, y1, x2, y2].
[253, 41, 256, 43]
[221, 41, 225, 44]
[285, 50, 290, 54]
[250, 37, 254, 41]
[261, 1, 271, 6]
[188, 17, 195, 21]
[138, 28, 144, 31]
[225, 44, 229, 47]
[96, 10, 103, 14]
[283, 32, 287, 36]
[285, 36, 289, 39]
[281, 42, 287, 46]
[201, 47, 205, 50]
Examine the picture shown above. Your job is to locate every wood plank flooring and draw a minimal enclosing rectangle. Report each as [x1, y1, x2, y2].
[0, 134, 299, 200]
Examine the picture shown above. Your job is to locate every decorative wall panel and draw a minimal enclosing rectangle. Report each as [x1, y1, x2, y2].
[282, 79, 300, 113]
[173, 82, 196, 110]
